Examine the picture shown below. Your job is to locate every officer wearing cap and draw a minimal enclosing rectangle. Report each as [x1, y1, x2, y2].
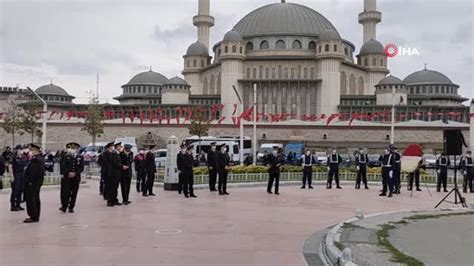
[143, 145, 157, 197]
[460, 150, 473, 193]
[176, 144, 187, 194]
[120, 144, 134, 205]
[436, 152, 450, 192]
[59, 142, 84, 213]
[326, 148, 342, 189]
[23, 143, 45, 223]
[207, 142, 218, 192]
[180, 146, 197, 198]
[107, 141, 123, 206]
[8, 144, 28, 211]
[98, 141, 114, 199]
[265, 146, 284, 195]
[355, 147, 369, 189]
[134, 148, 146, 193]
[216, 144, 231, 195]
[390, 145, 402, 194]
[379, 147, 395, 197]
[300, 150, 314, 189]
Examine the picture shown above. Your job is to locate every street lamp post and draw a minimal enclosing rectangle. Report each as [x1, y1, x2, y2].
[27, 87, 47, 150]
[232, 85, 244, 165]
[252, 83, 257, 165]
[390, 85, 395, 145]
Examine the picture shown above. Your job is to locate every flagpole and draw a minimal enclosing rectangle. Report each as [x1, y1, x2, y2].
[253, 83, 257, 165]
[391, 84, 395, 144]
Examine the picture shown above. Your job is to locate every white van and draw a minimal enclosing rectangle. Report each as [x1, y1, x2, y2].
[115, 137, 138, 155]
[189, 140, 240, 163]
[84, 142, 108, 160]
[257, 143, 284, 161]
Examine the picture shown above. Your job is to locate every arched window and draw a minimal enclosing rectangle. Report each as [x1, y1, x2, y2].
[278, 65, 282, 79]
[292, 40, 302, 49]
[349, 74, 356, 94]
[260, 40, 269, 49]
[276, 40, 286, 49]
[372, 58, 376, 66]
[333, 44, 337, 52]
[245, 42, 254, 51]
[344, 47, 348, 56]
[324, 44, 329, 52]
[303, 68, 308, 79]
[210, 75, 215, 94]
[309, 41, 316, 50]
[252, 68, 257, 79]
[193, 59, 197, 67]
[271, 68, 276, 79]
[225, 46, 228, 53]
[240, 47, 243, 53]
[284, 68, 288, 79]
[232, 45, 237, 53]
[340, 72, 347, 95]
[246, 68, 251, 78]
[265, 68, 269, 79]
[290, 68, 295, 79]
[201, 60, 204, 67]
[380, 58, 384, 66]
[259, 66, 263, 79]
[364, 58, 368, 66]
[310, 68, 315, 79]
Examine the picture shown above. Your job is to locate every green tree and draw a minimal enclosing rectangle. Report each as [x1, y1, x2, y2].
[82, 97, 104, 146]
[20, 104, 42, 143]
[1, 101, 24, 146]
[188, 107, 210, 153]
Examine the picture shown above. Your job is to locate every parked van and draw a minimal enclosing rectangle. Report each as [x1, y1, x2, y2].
[188, 140, 240, 163]
[84, 142, 108, 160]
[257, 143, 284, 162]
[115, 137, 138, 155]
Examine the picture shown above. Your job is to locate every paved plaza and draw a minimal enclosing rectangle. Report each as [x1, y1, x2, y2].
[1, 181, 473, 266]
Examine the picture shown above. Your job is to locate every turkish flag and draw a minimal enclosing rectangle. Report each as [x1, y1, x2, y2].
[326, 113, 339, 125]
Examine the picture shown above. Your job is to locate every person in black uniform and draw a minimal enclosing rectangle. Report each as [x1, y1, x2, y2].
[216, 145, 231, 195]
[436, 152, 450, 192]
[143, 145, 156, 197]
[181, 146, 197, 198]
[390, 145, 402, 194]
[176, 144, 187, 194]
[207, 142, 218, 192]
[355, 148, 369, 189]
[379, 148, 395, 197]
[408, 159, 423, 192]
[327, 148, 342, 189]
[8, 145, 28, 211]
[460, 150, 473, 193]
[98, 142, 114, 200]
[120, 144, 134, 205]
[59, 142, 84, 213]
[134, 149, 146, 193]
[107, 142, 123, 207]
[23, 143, 45, 223]
[300, 150, 314, 189]
[265, 146, 283, 195]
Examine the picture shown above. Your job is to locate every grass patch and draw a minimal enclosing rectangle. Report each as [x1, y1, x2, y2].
[390, 220, 409, 225]
[377, 224, 424, 266]
[333, 241, 345, 251]
[404, 211, 474, 221]
[341, 222, 364, 229]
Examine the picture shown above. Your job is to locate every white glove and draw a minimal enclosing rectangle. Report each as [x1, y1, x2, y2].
[389, 170, 393, 178]
[437, 169, 440, 174]
[464, 171, 467, 175]
[327, 167, 330, 171]
[356, 166, 360, 171]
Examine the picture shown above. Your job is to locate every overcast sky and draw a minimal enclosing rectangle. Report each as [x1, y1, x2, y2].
[0, 0, 472, 104]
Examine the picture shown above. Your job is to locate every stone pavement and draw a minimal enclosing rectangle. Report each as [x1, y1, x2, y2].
[1, 180, 473, 266]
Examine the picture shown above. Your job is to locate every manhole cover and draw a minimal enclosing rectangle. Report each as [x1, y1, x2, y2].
[61, 224, 88, 230]
[155, 228, 182, 235]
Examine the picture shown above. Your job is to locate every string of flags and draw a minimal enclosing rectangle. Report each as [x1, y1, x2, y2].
[0, 104, 471, 128]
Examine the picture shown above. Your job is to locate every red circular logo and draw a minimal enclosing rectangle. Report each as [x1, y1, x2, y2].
[384, 44, 398, 58]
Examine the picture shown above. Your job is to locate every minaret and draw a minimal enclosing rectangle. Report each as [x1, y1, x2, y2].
[358, 0, 381, 43]
[193, 0, 214, 50]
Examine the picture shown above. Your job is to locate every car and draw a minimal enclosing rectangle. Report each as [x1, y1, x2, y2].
[422, 154, 437, 169]
[340, 154, 352, 167]
[367, 154, 381, 168]
[154, 149, 167, 168]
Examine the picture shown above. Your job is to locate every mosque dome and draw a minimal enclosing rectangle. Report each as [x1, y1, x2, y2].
[359, 39, 385, 55]
[36, 83, 71, 97]
[403, 68, 455, 86]
[126, 70, 168, 86]
[185, 41, 209, 57]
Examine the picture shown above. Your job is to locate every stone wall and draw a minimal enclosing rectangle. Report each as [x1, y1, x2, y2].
[0, 122, 470, 154]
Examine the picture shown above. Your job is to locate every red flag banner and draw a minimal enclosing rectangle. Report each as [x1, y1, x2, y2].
[326, 113, 339, 125]
[129, 111, 135, 123]
[218, 116, 226, 124]
[48, 111, 57, 120]
[470, 113, 474, 118]
[157, 108, 163, 125]
[121, 111, 126, 124]
[239, 107, 254, 121]
[149, 109, 155, 124]
[232, 103, 238, 116]
[139, 111, 145, 125]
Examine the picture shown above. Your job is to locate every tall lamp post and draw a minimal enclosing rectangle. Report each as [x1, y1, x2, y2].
[27, 87, 47, 150]
[390, 85, 395, 144]
[232, 85, 244, 165]
[252, 83, 257, 165]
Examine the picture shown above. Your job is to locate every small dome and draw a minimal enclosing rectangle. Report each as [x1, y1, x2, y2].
[403, 68, 455, 85]
[186, 42, 209, 57]
[36, 83, 72, 97]
[318, 28, 341, 42]
[165, 77, 188, 86]
[377, 75, 405, 86]
[359, 39, 385, 55]
[223, 30, 243, 43]
[126, 71, 168, 86]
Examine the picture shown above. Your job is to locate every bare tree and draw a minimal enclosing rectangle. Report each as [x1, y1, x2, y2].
[82, 96, 104, 146]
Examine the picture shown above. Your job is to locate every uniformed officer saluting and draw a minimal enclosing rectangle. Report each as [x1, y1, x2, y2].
[265, 146, 283, 195]
[216, 144, 231, 195]
[207, 142, 218, 192]
[23, 143, 45, 223]
[355, 147, 369, 189]
[120, 144, 134, 205]
[436, 152, 450, 192]
[59, 142, 84, 213]
[300, 150, 314, 189]
[379, 147, 395, 197]
[326, 148, 342, 189]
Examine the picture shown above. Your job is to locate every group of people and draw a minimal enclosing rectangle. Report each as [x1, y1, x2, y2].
[98, 141, 156, 207]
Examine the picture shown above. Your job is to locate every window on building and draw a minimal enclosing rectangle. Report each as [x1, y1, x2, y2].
[344, 47, 348, 55]
[429, 86, 433, 93]
[193, 59, 197, 67]
[372, 58, 376, 66]
[292, 40, 302, 49]
[309, 41, 316, 50]
[333, 44, 337, 52]
[380, 58, 384, 66]
[422, 87, 426, 94]
[416, 87, 420, 94]
[276, 40, 286, 49]
[324, 44, 329, 52]
[364, 58, 368, 66]
[318, 46, 322, 53]
[260, 40, 269, 49]
[201, 60, 204, 67]
[240, 47, 243, 53]
[225, 46, 228, 53]
[247, 68, 251, 78]
[272, 68, 276, 79]
[252, 68, 257, 79]
[137, 87, 141, 93]
[435, 86, 439, 93]
[441, 86, 445, 93]
[245, 42, 254, 52]
[232, 46, 237, 53]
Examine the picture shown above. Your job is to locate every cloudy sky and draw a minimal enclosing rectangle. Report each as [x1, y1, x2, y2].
[0, 0, 472, 104]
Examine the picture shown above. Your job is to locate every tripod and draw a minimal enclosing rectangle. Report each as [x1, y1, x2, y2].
[434, 155, 468, 208]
